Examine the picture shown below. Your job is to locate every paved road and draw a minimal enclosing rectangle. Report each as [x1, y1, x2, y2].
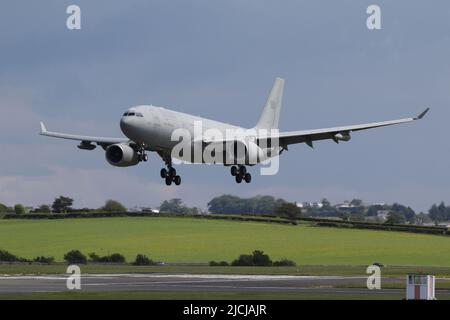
[0, 273, 410, 296]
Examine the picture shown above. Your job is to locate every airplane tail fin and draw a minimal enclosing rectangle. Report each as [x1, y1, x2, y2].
[255, 77, 284, 130]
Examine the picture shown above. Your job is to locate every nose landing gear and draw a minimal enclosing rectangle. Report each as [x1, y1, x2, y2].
[138, 153, 148, 162]
[230, 165, 251, 184]
[136, 145, 148, 162]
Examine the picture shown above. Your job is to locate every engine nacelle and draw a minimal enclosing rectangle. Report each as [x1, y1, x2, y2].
[334, 131, 351, 142]
[105, 143, 140, 167]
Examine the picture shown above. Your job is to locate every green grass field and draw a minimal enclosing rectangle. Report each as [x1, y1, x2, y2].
[1, 217, 450, 266]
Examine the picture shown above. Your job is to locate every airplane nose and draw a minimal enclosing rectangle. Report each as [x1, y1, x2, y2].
[120, 117, 132, 135]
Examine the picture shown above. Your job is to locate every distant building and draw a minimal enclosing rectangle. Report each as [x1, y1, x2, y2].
[423, 222, 450, 228]
[133, 207, 160, 213]
[422, 223, 435, 227]
[376, 210, 390, 221]
[296, 202, 324, 209]
[335, 201, 364, 214]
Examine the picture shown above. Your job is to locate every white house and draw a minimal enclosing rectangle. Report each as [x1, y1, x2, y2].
[377, 210, 390, 221]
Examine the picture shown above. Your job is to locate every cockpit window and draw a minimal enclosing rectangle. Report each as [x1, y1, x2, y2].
[122, 111, 143, 117]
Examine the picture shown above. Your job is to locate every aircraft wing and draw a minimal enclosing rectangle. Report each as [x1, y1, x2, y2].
[256, 108, 430, 148]
[39, 122, 129, 148]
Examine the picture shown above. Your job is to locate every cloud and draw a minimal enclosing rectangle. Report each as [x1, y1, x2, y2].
[0, 1, 449, 214]
[0, 161, 445, 212]
[0, 164, 240, 210]
[0, 166, 167, 208]
[0, 87, 40, 137]
[0, 86, 122, 138]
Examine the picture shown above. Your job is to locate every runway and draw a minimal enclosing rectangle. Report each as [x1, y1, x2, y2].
[0, 273, 411, 296]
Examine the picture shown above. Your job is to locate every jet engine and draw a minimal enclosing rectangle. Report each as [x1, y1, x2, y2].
[105, 143, 140, 167]
[333, 131, 351, 142]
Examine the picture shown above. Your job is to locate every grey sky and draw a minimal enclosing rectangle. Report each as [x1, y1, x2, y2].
[0, 1, 449, 211]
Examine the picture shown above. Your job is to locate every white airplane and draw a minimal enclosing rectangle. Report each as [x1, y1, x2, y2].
[40, 78, 429, 186]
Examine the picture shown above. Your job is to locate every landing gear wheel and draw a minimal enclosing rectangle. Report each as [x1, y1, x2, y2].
[142, 154, 148, 162]
[168, 167, 176, 177]
[239, 165, 246, 175]
[158, 152, 181, 186]
[244, 173, 252, 183]
[230, 166, 238, 176]
[235, 175, 243, 183]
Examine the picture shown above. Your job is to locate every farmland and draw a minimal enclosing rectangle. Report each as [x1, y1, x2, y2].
[0, 217, 449, 266]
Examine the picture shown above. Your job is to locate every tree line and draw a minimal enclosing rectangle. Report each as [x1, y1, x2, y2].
[2, 195, 450, 224]
[206, 195, 448, 225]
[0, 197, 127, 215]
[0, 248, 157, 266]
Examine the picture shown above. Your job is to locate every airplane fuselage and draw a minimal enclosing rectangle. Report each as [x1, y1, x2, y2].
[119, 105, 271, 164]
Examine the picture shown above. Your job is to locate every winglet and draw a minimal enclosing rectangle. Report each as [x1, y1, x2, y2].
[40, 122, 47, 134]
[414, 108, 430, 120]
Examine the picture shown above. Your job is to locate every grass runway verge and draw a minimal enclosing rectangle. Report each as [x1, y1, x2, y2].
[0, 291, 405, 300]
[0, 217, 450, 266]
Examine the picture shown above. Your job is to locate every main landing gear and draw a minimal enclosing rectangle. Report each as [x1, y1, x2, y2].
[160, 166, 181, 186]
[230, 165, 251, 184]
[157, 152, 181, 186]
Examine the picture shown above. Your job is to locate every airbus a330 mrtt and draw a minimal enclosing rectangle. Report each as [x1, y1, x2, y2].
[40, 78, 429, 186]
